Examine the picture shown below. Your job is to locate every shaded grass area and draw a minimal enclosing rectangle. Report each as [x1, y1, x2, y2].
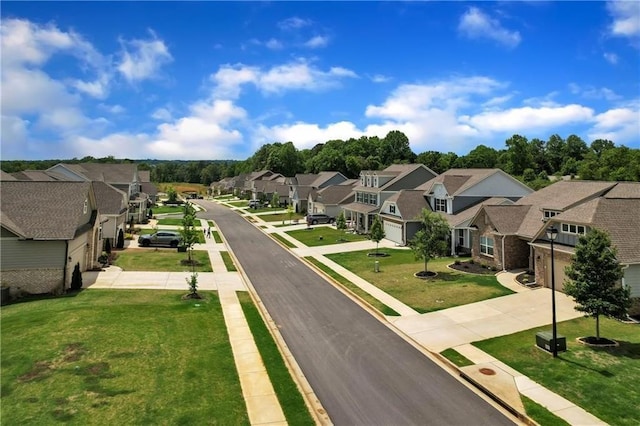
[150, 205, 184, 215]
[287, 227, 368, 247]
[258, 212, 306, 223]
[271, 233, 297, 248]
[237, 292, 315, 425]
[474, 317, 640, 426]
[326, 249, 512, 313]
[112, 249, 213, 272]
[156, 218, 187, 226]
[305, 257, 399, 316]
[439, 348, 474, 367]
[522, 395, 571, 426]
[220, 251, 237, 272]
[0, 290, 248, 425]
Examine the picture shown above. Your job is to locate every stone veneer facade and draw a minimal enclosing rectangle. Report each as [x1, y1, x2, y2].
[1, 269, 65, 297]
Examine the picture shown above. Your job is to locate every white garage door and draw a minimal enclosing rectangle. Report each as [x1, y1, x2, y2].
[384, 221, 403, 245]
[546, 257, 570, 292]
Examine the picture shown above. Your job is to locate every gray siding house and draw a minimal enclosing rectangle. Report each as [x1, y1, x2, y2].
[0, 181, 101, 297]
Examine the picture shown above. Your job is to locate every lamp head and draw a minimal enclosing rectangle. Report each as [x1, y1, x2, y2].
[546, 226, 558, 241]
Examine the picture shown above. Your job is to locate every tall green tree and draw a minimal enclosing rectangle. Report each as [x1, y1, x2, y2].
[369, 216, 385, 256]
[564, 229, 631, 341]
[336, 211, 347, 232]
[271, 192, 279, 209]
[409, 209, 450, 276]
[504, 134, 534, 176]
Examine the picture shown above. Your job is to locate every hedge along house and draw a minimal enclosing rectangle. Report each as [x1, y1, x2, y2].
[0, 181, 101, 297]
[468, 180, 622, 275]
[529, 183, 640, 316]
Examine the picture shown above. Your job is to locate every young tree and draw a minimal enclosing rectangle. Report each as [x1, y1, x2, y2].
[180, 202, 199, 263]
[286, 204, 294, 224]
[564, 229, 631, 341]
[271, 192, 279, 210]
[167, 186, 178, 203]
[369, 215, 385, 256]
[336, 211, 347, 232]
[409, 209, 450, 276]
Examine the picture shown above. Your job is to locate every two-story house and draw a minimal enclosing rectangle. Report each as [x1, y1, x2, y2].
[380, 169, 533, 249]
[307, 179, 358, 219]
[0, 181, 101, 297]
[342, 164, 438, 234]
[288, 172, 348, 213]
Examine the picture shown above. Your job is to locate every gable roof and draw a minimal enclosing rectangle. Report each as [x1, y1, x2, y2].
[482, 205, 534, 234]
[313, 180, 357, 205]
[382, 190, 429, 221]
[92, 181, 128, 215]
[51, 163, 139, 183]
[417, 168, 530, 195]
[514, 180, 616, 211]
[0, 181, 94, 239]
[10, 170, 59, 181]
[0, 170, 17, 181]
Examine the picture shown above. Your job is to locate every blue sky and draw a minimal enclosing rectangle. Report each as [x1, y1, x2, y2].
[1, 1, 639, 161]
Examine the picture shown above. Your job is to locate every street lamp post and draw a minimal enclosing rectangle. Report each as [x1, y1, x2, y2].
[546, 226, 559, 358]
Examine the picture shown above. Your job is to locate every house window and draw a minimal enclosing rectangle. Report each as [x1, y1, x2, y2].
[83, 199, 88, 214]
[389, 205, 396, 214]
[561, 223, 586, 235]
[457, 229, 464, 246]
[434, 198, 447, 212]
[373, 177, 378, 187]
[543, 210, 559, 220]
[480, 236, 494, 256]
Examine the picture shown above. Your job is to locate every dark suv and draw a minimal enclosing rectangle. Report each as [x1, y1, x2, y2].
[306, 214, 335, 225]
[138, 231, 183, 247]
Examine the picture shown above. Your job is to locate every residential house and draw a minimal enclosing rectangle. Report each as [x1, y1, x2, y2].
[46, 163, 149, 223]
[0, 181, 101, 297]
[379, 168, 532, 249]
[139, 170, 158, 204]
[92, 181, 129, 246]
[342, 164, 438, 234]
[307, 179, 358, 218]
[288, 172, 348, 213]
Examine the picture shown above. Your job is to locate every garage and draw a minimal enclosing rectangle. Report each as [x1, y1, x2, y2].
[384, 220, 404, 245]
[546, 256, 570, 292]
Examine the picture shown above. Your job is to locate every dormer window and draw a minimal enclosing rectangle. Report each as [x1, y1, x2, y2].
[543, 210, 559, 220]
[389, 204, 396, 214]
[434, 198, 447, 212]
[561, 223, 586, 235]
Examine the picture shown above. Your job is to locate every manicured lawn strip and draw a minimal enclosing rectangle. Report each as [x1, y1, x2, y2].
[244, 207, 274, 213]
[258, 212, 306, 223]
[473, 317, 640, 426]
[220, 251, 237, 271]
[287, 227, 369, 247]
[212, 230, 223, 243]
[271, 234, 297, 248]
[305, 257, 399, 316]
[237, 292, 315, 426]
[439, 348, 474, 367]
[150, 205, 184, 214]
[227, 201, 249, 207]
[0, 290, 248, 425]
[325, 249, 513, 313]
[113, 249, 213, 272]
[522, 395, 570, 426]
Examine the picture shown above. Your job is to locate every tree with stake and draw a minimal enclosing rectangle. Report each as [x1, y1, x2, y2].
[180, 202, 199, 264]
[409, 209, 450, 278]
[369, 215, 385, 256]
[272, 192, 279, 210]
[286, 204, 294, 224]
[564, 228, 631, 343]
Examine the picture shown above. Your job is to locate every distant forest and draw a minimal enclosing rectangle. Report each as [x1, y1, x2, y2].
[2, 131, 639, 189]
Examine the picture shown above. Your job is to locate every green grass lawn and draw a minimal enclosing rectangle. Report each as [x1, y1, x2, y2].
[473, 317, 640, 426]
[156, 218, 188, 226]
[113, 249, 212, 272]
[211, 230, 223, 243]
[227, 200, 248, 207]
[325, 249, 513, 313]
[0, 290, 249, 425]
[271, 234, 297, 248]
[150, 205, 184, 215]
[220, 251, 237, 271]
[287, 227, 369, 247]
[258, 212, 306, 223]
[305, 257, 399, 316]
[237, 292, 315, 425]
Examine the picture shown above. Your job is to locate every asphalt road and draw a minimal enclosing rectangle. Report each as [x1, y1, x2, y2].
[198, 201, 516, 426]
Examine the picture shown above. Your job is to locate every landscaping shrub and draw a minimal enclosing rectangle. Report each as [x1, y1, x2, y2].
[70, 262, 82, 291]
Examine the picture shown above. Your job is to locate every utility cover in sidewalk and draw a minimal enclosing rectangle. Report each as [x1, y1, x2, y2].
[460, 363, 524, 414]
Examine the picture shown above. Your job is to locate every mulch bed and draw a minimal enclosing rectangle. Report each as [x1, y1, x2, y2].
[448, 260, 497, 275]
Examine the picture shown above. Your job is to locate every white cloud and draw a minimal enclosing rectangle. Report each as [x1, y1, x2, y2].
[304, 35, 329, 48]
[568, 83, 621, 101]
[117, 30, 173, 83]
[211, 60, 357, 98]
[1, 114, 30, 158]
[253, 121, 363, 150]
[370, 74, 391, 83]
[265, 38, 283, 49]
[458, 7, 521, 48]
[588, 105, 640, 143]
[72, 74, 111, 99]
[603, 52, 619, 64]
[99, 104, 125, 114]
[278, 17, 312, 31]
[462, 105, 594, 132]
[607, 1, 640, 37]
[151, 107, 172, 121]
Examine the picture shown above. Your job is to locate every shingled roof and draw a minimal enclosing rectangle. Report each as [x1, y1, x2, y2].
[0, 181, 94, 239]
[56, 163, 138, 183]
[314, 180, 357, 205]
[92, 181, 128, 215]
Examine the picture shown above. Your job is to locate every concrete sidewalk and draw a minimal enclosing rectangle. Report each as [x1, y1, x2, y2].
[253, 214, 606, 426]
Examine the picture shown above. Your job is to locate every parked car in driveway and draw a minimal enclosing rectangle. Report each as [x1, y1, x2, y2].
[138, 231, 183, 247]
[306, 214, 336, 225]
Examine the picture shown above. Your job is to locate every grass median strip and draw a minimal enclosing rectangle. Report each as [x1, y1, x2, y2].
[112, 248, 212, 272]
[237, 292, 315, 425]
[271, 233, 297, 248]
[305, 257, 399, 316]
[220, 251, 237, 271]
[0, 290, 248, 425]
[474, 316, 640, 426]
[287, 227, 368, 247]
[325, 249, 512, 313]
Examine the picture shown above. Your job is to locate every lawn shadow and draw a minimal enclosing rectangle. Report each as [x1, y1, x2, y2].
[558, 357, 615, 377]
